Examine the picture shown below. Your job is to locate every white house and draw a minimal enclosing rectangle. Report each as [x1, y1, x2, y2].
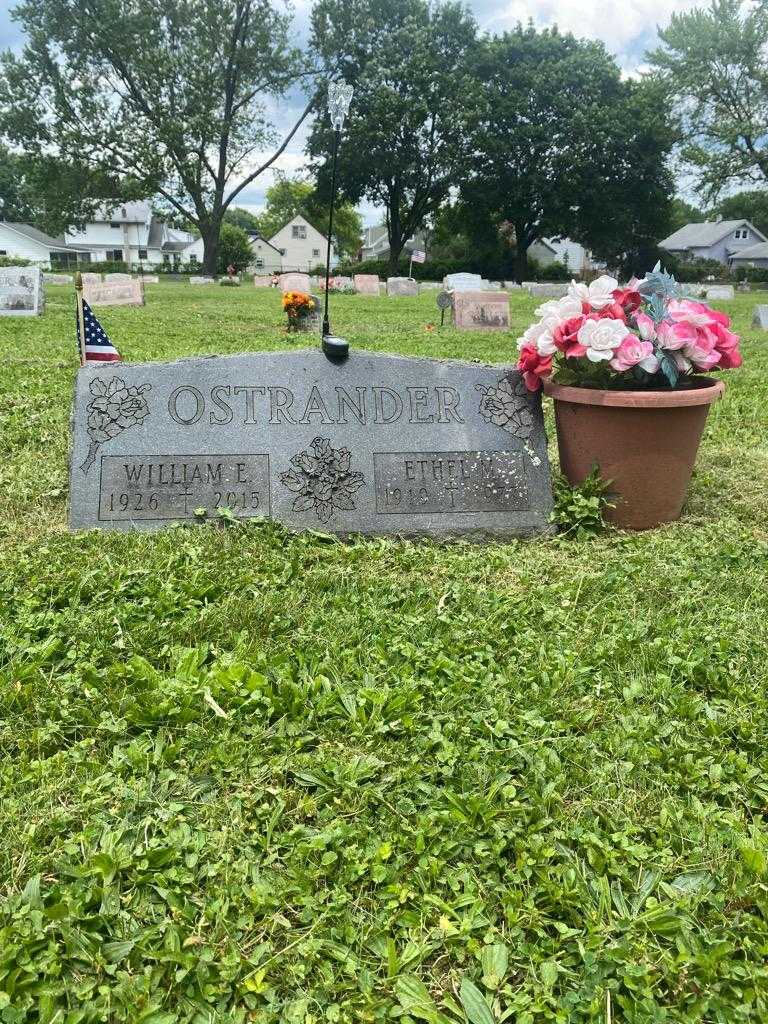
[659, 219, 767, 266]
[0, 201, 193, 269]
[360, 224, 427, 263]
[180, 230, 283, 273]
[268, 215, 335, 272]
[0, 222, 76, 266]
[529, 237, 595, 274]
[729, 241, 768, 270]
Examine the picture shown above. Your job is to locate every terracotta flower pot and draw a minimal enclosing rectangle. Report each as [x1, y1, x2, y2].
[543, 377, 725, 530]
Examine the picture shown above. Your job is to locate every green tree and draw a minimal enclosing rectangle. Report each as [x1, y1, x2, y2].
[216, 223, 253, 273]
[0, 0, 317, 274]
[464, 27, 674, 279]
[669, 197, 705, 233]
[308, 0, 482, 274]
[257, 175, 362, 260]
[711, 190, 768, 237]
[648, 0, 768, 201]
[224, 207, 262, 234]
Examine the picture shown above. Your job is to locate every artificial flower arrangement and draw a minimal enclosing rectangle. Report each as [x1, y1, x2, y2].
[517, 265, 742, 393]
[282, 290, 315, 331]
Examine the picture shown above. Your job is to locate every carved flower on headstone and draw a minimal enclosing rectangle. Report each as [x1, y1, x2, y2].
[280, 436, 365, 524]
[81, 376, 151, 474]
[476, 374, 534, 439]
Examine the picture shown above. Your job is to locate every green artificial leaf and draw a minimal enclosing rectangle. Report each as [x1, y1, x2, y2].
[459, 978, 496, 1024]
[660, 353, 679, 388]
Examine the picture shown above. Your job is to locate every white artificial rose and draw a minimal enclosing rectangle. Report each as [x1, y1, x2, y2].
[555, 295, 584, 319]
[518, 318, 557, 356]
[534, 298, 561, 319]
[569, 275, 619, 310]
[577, 318, 629, 362]
[585, 275, 620, 309]
[568, 280, 589, 304]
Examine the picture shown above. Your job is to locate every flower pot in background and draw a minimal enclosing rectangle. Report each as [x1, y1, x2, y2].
[543, 378, 725, 530]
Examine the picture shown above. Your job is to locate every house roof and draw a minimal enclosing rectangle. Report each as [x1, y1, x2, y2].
[248, 232, 283, 255]
[1, 221, 72, 250]
[659, 219, 767, 250]
[730, 241, 768, 261]
[96, 201, 153, 224]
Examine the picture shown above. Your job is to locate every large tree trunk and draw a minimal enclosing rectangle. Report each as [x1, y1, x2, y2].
[202, 223, 220, 276]
[514, 240, 530, 282]
[388, 243, 405, 277]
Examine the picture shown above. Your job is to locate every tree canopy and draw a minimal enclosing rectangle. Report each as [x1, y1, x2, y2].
[648, 0, 768, 202]
[256, 176, 362, 259]
[308, 0, 482, 273]
[0, 0, 317, 272]
[711, 190, 768, 238]
[462, 27, 674, 279]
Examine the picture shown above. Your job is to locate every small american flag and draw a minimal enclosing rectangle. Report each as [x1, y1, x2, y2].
[77, 299, 121, 362]
[410, 249, 426, 263]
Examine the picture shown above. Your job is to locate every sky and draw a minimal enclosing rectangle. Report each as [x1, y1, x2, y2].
[0, 0, 702, 226]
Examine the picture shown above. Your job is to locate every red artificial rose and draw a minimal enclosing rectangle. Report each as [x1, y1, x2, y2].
[612, 287, 642, 314]
[553, 315, 588, 358]
[594, 300, 628, 323]
[518, 342, 553, 391]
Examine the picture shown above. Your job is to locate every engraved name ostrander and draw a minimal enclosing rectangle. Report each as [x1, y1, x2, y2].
[166, 383, 465, 427]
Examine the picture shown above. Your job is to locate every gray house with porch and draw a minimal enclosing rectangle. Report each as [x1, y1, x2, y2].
[659, 219, 767, 267]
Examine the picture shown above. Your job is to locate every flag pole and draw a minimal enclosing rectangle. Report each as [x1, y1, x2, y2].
[409, 253, 414, 279]
[75, 272, 86, 367]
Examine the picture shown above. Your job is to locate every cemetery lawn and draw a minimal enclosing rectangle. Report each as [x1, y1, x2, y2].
[2, 283, 768, 1024]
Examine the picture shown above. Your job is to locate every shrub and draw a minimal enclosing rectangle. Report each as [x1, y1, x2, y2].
[0, 255, 32, 267]
[551, 468, 615, 538]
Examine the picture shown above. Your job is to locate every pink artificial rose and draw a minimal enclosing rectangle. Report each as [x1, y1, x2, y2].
[710, 322, 743, 368]
[667, 298, 730, 328]
[553, 315, 588, 358]
[657, 318, 698, 350]
[518, 342, 553, 391]
[610, 336, 659, 374]
[634, 310, 657, 342]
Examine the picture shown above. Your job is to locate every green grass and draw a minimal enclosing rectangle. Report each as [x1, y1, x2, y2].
[1, 283, 768, 1023]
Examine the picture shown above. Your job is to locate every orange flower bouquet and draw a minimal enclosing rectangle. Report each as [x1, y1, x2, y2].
[283, 290, 315, 332]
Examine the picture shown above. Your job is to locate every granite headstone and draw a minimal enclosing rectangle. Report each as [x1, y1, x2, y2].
[104, 273, 133, 283]
[139, 275, 160, 284]
[753, 305, 768, 330]
[44, 273, 74, 285]
[83, 279, 145, 308]
[453, 291, 510, 331]
[705, 285, 735, 301]
[69, 350, 552, 539]
[280, 272, 311, 293]
[527, 283, 570, 298]
[0, 266, 44, 316]
[354, 274, 380, 296]
[253, 276, 271, 287]
[444, 273, 484, 292]
[81, 273, 102, 286]
[189, 276, 215, 285]
[386, 277, 419, 297]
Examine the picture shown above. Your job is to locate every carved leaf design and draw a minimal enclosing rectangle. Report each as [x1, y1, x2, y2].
[280, 470, 305, 492]
[292, 494, 316, 512]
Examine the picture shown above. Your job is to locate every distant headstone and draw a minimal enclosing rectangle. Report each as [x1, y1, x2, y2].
[705, 285, 735, 301]
[83, 279, 144, 308]
[753, 305, 768, 330]
[680, 284, 706, 298]
[527, 283, 569, 298]
[444, 272, 484, 291]
[0, 266, 44, 316]
[104, 273, 133, 283]
[69, 350, 552, 539]
[44, 272, 74, 285]
[419, 281, 442, 290]
[280, 272, 311, 293]
[354, 274, 380, 296]
[189, 276, 215, 285]
[81, 273, 102, 286]
[253, 276, 271, 287]
[386, 277, 418, 297]
[139, 275, 160, 284]
[503, 281, 521, 290]
[333, 275, 354, 291]
[738, 280, 751, 293]
[453, 291, 510, 331]
[291, 294, 321, 333]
